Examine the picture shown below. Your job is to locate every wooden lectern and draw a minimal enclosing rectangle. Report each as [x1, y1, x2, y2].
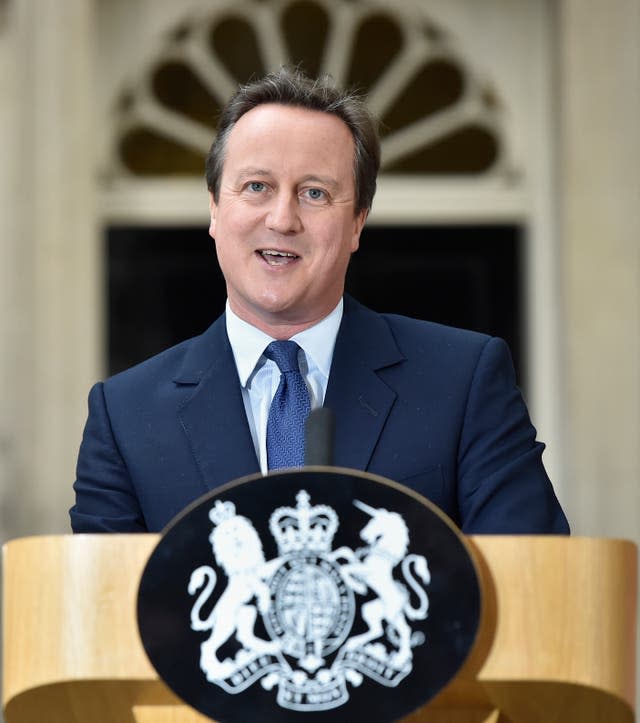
[2, 535, 637, 723]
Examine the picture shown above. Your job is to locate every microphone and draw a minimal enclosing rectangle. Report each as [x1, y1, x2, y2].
[304, 407, 335, 466]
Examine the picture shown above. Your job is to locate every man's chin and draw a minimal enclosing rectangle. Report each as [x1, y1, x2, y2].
[232, 294, 335, 336]
[231, 294, 302, 322]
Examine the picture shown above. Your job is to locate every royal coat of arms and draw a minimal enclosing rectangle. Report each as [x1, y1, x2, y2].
[187, 490, 431, 712]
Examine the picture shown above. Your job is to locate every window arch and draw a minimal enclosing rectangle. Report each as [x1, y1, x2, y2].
[109, 0, 506, 180]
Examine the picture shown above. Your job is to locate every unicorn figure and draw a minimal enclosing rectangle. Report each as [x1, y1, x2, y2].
[334, 500, 431, 667]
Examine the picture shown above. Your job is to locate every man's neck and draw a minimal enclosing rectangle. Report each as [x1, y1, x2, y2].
[227, 300, 341, 340]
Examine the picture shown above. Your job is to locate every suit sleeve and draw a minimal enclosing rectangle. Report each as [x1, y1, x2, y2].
[70, 382, 147, 532]
[457, 337, 569, 534]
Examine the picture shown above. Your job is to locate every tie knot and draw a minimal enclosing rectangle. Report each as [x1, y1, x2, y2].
[264, 340, 302, 374]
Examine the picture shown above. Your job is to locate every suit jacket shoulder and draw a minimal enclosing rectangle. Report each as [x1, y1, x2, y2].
[327, 296, 569, 533]
[72, 314, 260, 532]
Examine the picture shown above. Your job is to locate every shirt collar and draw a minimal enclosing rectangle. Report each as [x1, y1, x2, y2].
[225, 299, 344, 387]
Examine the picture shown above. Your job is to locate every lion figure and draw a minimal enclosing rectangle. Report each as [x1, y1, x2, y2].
[188, 504, 280, 681]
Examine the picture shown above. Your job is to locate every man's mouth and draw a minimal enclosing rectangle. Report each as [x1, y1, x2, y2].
[258, 249, 300, 266]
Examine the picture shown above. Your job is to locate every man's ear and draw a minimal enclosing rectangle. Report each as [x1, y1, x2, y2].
[351, 208, 368, 252]
[208, 192, 217, 237]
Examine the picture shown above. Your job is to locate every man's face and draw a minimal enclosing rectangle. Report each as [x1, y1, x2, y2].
[209, 103, 367, 336]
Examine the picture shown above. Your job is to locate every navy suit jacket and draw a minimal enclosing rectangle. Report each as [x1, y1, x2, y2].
[71, 296, 569, 534]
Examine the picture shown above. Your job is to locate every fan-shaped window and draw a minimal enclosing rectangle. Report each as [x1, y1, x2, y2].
[113, 0, 504, 178]
[282, 1, 330, 78]
[210, 16, 265, 83]
[345, 14, 403, 93]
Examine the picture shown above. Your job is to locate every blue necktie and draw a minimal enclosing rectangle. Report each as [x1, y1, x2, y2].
[264, 340, 311, 470]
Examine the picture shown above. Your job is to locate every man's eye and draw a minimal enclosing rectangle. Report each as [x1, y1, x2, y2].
[248, 182, 266, 193]
[305, 188, 326, 201]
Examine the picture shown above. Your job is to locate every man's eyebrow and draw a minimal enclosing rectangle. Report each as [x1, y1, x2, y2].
[232, 169, 342, 190]
[234, 167, 272, 181]
[299, 174, 340, 190]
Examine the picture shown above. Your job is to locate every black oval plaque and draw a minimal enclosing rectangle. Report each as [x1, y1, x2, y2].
[138, 468, 482, 722]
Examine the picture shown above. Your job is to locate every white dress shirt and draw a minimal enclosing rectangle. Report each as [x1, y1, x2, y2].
[225, 300, 343, 473]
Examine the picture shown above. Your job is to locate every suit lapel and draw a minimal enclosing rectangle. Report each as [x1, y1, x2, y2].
[172, 299, 403, 484]
[325, 296, 405, 470]
[174, 315, 260, 490]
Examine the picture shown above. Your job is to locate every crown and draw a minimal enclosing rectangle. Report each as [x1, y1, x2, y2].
[269, 490, 338, 555]
[208, 499, 236, 526]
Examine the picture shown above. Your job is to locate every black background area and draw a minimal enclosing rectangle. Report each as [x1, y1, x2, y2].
[108, 224, 522, 382]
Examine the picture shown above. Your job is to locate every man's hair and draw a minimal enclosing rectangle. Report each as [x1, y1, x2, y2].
[205, 67, 380, 214]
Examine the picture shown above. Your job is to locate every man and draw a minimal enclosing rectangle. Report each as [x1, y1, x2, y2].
[70, 68, 569, 535]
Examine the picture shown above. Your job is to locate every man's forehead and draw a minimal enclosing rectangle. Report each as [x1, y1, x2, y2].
[227, 103, 353, 146]
[221, 104, 356, 183]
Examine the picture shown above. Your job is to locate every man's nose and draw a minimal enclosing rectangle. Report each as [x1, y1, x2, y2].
[265, 193, 302, 234]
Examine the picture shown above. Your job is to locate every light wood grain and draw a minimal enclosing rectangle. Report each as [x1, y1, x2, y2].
[472, 536, 637, 722]
[2, 535, 636, 723]
[133, 705, 213, 723]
